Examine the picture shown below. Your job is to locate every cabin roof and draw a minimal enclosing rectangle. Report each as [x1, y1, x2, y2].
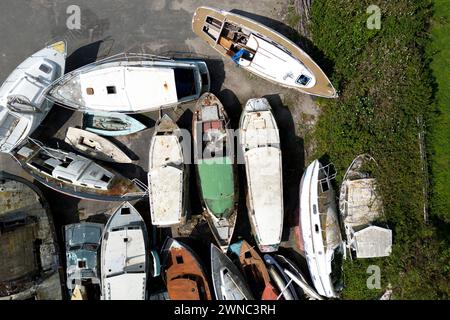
[343, 178, 383, 227]
[240, 109, 279, 149]
[245, 147, 283, 245]
[103, 273, 146, 300]
[78, 66, 178, 112]
[354, 226, 392, 258]
[197, 157, 234, 217]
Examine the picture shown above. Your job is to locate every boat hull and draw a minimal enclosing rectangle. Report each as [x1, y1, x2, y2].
[192, 7, 337, 98]
[82, 111, 146, 137]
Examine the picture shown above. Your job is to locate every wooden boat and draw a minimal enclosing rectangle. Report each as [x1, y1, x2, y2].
[161, 238, 212, 300]
[11, 139, 146, 201]
[82, 111, 146, 137]
[210, 244, 254, 300]
[64, 222, 103, 299]
[0, 41, 66, 153]
[100, 202, 148, 300]
[46, 53, 210, 113]
[0, 171, 62, 300]
[192, 7, 337, 98]
[193, 92, 238, 252]
[228, 240, 278, 300]
[274, 254, 322, 300]
[65, 127, 132, 163]
[148, 115, 187, 227]
[339, 154, 392, 258]
[299, 160, 344, 298]
[264, 254, 298, 300]
[239, 98, 283, 252]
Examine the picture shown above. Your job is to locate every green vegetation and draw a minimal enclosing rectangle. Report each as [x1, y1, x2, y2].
[308, 0, 449, 299]
[427, 0, 450, 223]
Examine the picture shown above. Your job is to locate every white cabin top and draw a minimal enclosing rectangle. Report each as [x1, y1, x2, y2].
[78, 66, 178, 112]
[353, 226, 392, 258]
[245, 146, 283, 246]
[103, 273, 146, 300]
[148, 135, 184, 226]
[238, 34, 316, 89]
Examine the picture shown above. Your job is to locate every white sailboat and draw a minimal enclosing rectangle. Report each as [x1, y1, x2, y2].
[0, 41, 66, 153]
[148, 115, 187, 226]
[100, 202, 148, 300]
[299, 160, 344, 298]
[46, 53, 210, 113]
[239, 98, 283, 252]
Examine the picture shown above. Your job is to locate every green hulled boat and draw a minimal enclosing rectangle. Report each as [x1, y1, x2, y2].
[193, 93, 237, 252]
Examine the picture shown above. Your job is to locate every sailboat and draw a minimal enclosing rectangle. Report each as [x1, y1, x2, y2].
[192, 7, 337, 98]
[239, 98, 283, 252]
[161, 238, 212, 300]
[0, 41, 66, 153]
[11, 139, 146, 201]
[193, 92, 238, 252]
[211, 244, 254, 300]
[82, 111, 146, 136]
[339, 154, 392, 258]
[65, 127, 132, 163]
[228, 240, 278, 300]
[148, 115, 187, 227]
[299, 160, 344, 298]
[45, 53, 210, 113]
[100, 202, 148, 300]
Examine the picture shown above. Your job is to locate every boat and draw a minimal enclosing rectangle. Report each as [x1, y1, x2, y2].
[82, 111, 146, 136]
[148, 115, 187, 227]
[210, 244, 254, 300]
[64, 222, 103, 300]
[0, 171, 62, 300]
[228, 240, 278, 300]
[65, 127, 132, 163]
[339, 154, 392, 258]
[0, 41, 66, 153]
[45, 53, 210, 113]
[100, 202, 148, 300]
[239, 98, 283, 252]
[299, 160, 344, 298]
[11, 139, 146, 201]
[264, 254, 298, 300]
[193, 92, 238, 252]
[274, 254, 322, 300]
[192, 7, 337, 98]
[161, 238, 212, 300]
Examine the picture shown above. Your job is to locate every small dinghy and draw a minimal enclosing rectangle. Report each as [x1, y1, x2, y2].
[65, 127, 132, 163]
[339, 154, 392, 258]
[239, 98, 283, 252]
[0, 41, 66, 153]
[148, 115, 187, 227]
[264, 254, 298, 300]
[299, 160, 344, 298]
[192, 7, 337, 98]
[229, 240, 278, 300]
[193, 93, 238, 252]
[161, 238, 212, 300]
[82, 111, 146, 137]
[101, 202, 148, 300]
[12, 139, 146, 201]
[46, 53, 210, 113]
[211, 244, 254, 300]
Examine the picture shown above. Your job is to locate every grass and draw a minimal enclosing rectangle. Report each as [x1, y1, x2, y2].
[308, 0, 449, 299]
[427, 0, 450, 223]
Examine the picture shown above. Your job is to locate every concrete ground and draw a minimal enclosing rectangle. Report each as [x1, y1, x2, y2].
[0, 0, 321, 295]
